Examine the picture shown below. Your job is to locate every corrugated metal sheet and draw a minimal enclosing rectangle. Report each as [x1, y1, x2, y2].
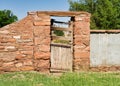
[90, 33, 120, 67]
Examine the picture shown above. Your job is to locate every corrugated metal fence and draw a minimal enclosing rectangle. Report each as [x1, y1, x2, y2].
[90, 30, 120, 67]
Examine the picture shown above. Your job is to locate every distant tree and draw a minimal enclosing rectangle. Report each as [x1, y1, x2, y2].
[69, 0, 96, 13]
[54, 30, 64, 36]
[93, 0, 120, 29]
[68, 0, 120, 29]
[0, 10, 18, 28]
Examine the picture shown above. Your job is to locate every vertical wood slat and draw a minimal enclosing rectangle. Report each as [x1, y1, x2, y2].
[50, 45, 72, 72]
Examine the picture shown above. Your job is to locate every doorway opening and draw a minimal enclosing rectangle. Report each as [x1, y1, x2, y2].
[50, 16, 74, 72]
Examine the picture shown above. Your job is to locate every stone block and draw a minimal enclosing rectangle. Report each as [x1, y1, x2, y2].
[34, 37, 44, 45]
[74, 27, 82, 35]
[37, 14, 50, 19]
[2, 62, 14, 67]
[33, 14, 50, 21]
[75, 36, 90, 45]
[74, 21, 84, 28]
[34, 28, 44, 36]
[73, 58, 90, 71]
[84, 46, 90, 52]
[35, 37, 50, 45]
[34, 45, 50, 52]
[0, 67, 14, 72]
[0, 46, 4, 50]
[82, 39, 89, 46]
[19, 42, 34, 46]
[1, 38, 16, 43]
[89, 67, 99, 72]
[33, 21, 50, 26]
[34, 26, 50, 37]
[5, 46, 17, 51]
[23, 59, 33, 66]
[38, 45, 50, 52]
[21, 35, 32, 39]
[41, 37, 50, 45]
[0, 61, 3, 67]
[75, 16, 84, 21]
[74, 45, 86, 52]
[9, 67, 20, 72]
[0, 30, 10, 34]
[73, 59, 82, 64]
[13, 35, 21, 39]
[74, 66, 89, 71]
[74, 21, 88, 30]
[84, 17, 90, 22]
[37, 68, 49, 73]
[9, 38, 16, 42]
[109, 66, 118, 71]
[15, 63, 23, 67]
[81, 29, 90, 35]
[74, 37, 82, 45]
[74, 52, 90, 59]
[20, 66, 34, 71]
[15, 54, 26, 60]
[34, 52, 50, 60]
[21, 51, 33, 55]
[19, 45, 33, 51]
[17, 39, 32, 43]
[34, 60, 50, 69]
[28, 11, 36, 15]
[26, 55, 33, 59]
[0, 52, 16, 62]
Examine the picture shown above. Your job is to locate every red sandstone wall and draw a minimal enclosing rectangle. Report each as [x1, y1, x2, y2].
[0, 15, 34, 72]
[73, 14, 90, 71]
[0, 11, 91, 73]
[0, 12, 51, 73]
[32, 12, 51, 72]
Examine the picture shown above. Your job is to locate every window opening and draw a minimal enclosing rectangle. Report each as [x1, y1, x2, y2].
[51, 16, 73, 45]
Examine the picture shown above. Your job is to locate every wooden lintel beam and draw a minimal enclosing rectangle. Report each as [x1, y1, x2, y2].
[37, 11, 90, 17]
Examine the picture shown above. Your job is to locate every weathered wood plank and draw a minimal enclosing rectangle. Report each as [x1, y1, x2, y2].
[52, 27, 72, 31]
[51, 36, 71, 41]
[51, 43, 71, 47]
[50, 45, 72, 72]
[37, 11, 91, 17]
[53, 20, 69, 24]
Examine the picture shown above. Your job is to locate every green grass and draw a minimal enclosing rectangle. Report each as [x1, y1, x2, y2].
[0, 72, 120, 86]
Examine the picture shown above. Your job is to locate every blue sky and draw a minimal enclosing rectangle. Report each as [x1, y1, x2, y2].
[0, 0, 71, 20]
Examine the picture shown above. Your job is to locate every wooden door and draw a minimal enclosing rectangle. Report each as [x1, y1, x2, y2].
[51, 44, 72, 72]
[50, 19, 73, 72]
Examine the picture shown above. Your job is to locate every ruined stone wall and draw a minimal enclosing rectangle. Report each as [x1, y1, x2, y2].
[0, 15, 34, 72]
[32, 12, 51, 73]
[0, 11, 91, 73]
[0, 12, 51, 73]
[73, 14, 90, 71]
